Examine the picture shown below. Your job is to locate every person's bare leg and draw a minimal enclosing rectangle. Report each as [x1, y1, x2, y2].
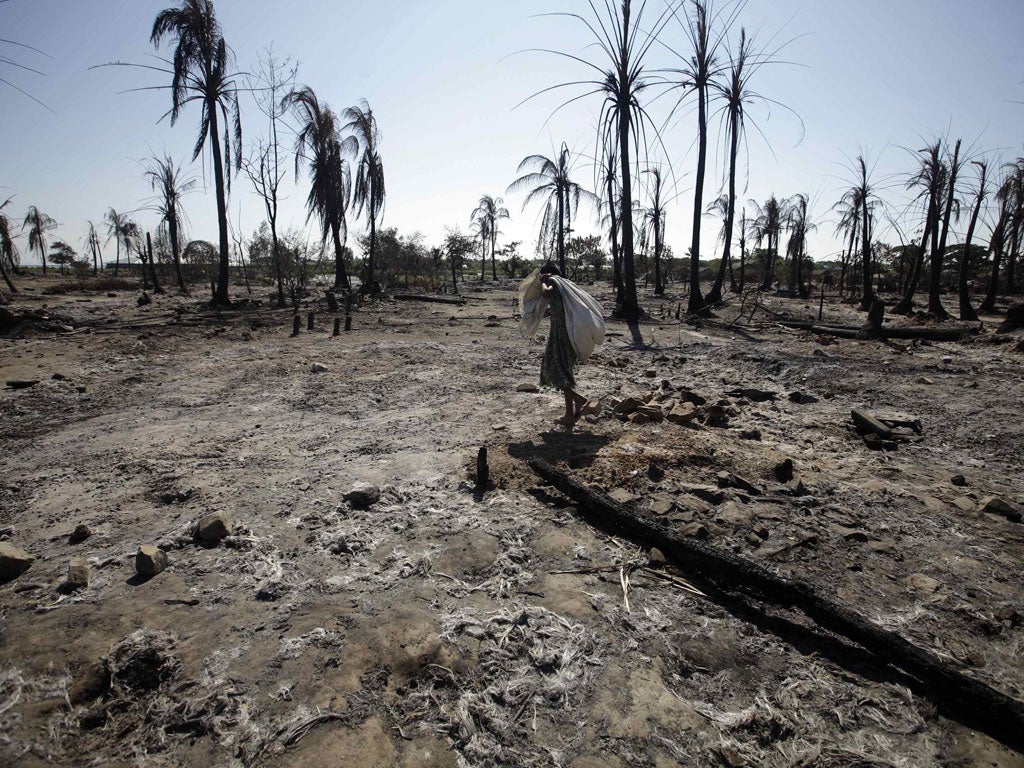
[555, 389, 575, 426]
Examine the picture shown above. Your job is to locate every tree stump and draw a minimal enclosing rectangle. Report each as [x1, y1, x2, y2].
[325, 291, 339, 313]
[307, 312, 315, 331]
[291, 315, 301, 337]
[333, 318, 341, 336]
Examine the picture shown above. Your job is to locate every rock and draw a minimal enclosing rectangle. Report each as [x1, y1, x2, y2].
[613, 396, 644, 416]
[678, 522, 708, 539]
[812, 349, 829, 358]
[51, 372, 66, 380]
[194, 511, 232, 544]
[666, 401, 697, 424]
[137, 292, 152, 307]
[5, 379, 39, 390]
[644, 368, 657, 378]
[68, 557, 91, 589]
[788, 390, 819, 404]
[608, 488, 638, 505]
[647, 462, 665, 482]
[344, 483, 381, 510]
[916, 376, 935, 385]
[715, 501, 753, 527]
[905, 573, 941, 594]
[951, 474, 968, 487]
[952, 496, 976, 512]
[311, 362, 329, 373]
[648, 496, 675, 516]
[516, 382, 539, 393]
[135, 545, 168, 578]
[648, 547, 667, 566]
[0, 542, 34, 581]
[632, 404, 663, 423]
[863, 433, 898, 451]
[703, 404, 730, 428]
[753, 525, 770, 540]
[978, 496, 1023, 523]
[941, 356, 953, 365]
[678, 389, 707, 406]
[68, 523, 92, 544]
[832, 525, 870, 543]
[740, 428, 762, 441]
[716, 471, 762, 495]
[773, 458, 795, 483]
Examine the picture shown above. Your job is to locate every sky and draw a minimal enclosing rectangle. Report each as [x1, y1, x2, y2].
[2, 0, 1023, 269]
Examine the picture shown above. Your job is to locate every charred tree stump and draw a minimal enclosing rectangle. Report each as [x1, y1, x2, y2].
[857, 300, 885, 340]
[527, 457, 1024, 752]
[325, 291, 339, 313]
[475, 446, 489, 498]
[333, 318, 341, 337]
[290, 315, 301, 337]
[344, 315, 352, 332]
[818, 285, 825, 322]
[307, 312, 315, 331]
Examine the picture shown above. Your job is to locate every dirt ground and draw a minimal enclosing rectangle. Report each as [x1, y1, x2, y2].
[1, 276, 1022, 768]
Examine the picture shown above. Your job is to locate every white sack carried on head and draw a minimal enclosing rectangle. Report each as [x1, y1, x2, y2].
[549, 276, 606, 362]
[518, 268, 548, 338]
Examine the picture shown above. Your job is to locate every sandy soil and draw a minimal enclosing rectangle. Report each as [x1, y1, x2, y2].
[1, 276, 1023, 767]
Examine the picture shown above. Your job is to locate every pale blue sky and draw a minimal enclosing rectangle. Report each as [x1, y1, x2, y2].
[2, 0, 1022, 267]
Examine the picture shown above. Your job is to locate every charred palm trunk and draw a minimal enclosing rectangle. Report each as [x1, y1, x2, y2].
[366, 207, 377, 293]
[927, 139, 960, 318]
[687, 80, 709, 314]
[859, 196, 876, 311]
[894, 202, 935, 314]
[146, 232, 163, 294]
[708, 114, 739, 305]
[607, 176, 623, 305]
[331, 220, 350, 291]
[169, 215, 186, 293]
[208, 101, 232, 306]
[0, 256, 15, 293]
[618, 102, 640, 323]
[653, 216, 663, 295]
[958, 166, 987, 321]
[1006, 211, 1021, 295]
[556, 185, 566, 276]
[981, 213, 1006, 312]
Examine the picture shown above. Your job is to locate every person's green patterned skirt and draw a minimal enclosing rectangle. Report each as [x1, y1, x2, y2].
[540, 286, 578, 390]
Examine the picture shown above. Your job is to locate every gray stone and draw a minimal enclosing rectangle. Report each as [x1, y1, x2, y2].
[311, 362, 329, 373]
[648, 547, 667, 566]
[0, 542, 34, 581]
[344, 483, 381, 510]
[678, 522, 708, 539]
[613, 396, 644, 416]
[136, 545, 168, 578]
[68, 557, 91, 589]
[788, 390, 819, 404]
[195, 512, 232, 544]
[516, 382, 539, 393]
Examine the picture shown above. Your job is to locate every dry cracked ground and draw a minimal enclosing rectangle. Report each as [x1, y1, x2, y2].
[1, 279, 1023, 767]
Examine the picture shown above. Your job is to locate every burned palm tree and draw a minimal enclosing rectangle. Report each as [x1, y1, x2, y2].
[471, 194, 510, 281]
[641, 167, 667, 295]
[926, 139, 962, 319]
[507, 144, 595, 274]
[597, 145, 625, 303]
[893, 141, 945, 315]
[0, 197, 18, 292]
[284, 86, 354, 291]
[144, 154, 195, 293]
[957, 160, 988, 321]
[527, 1, 674, 328]
[783, 193, 814, 297]
[103, 208, 129, 276]
[83, 220, 102, 277]
[663, 0, 738, 314]
[750, 195, 782, 288]
[23, 205, 56, 274]
[832, 194, 861, 297]
[147, 0, 242, 305]
[342, 100, 385, 294]
[838, 157, 881, 310]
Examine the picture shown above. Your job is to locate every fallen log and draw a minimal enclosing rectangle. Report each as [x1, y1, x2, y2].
[527, 457, 1024, 752]
[393, 294, 466, 306]
[851, 407, 894, 440]
[779, 320, 974, 342]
